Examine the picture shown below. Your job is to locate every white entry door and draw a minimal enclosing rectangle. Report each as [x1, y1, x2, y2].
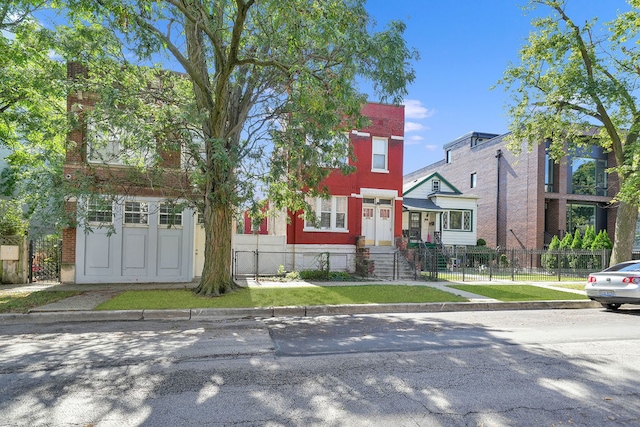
[361, 199, 394, 246]
[377, 206, 393, 246]
[362, 206, 375, 245]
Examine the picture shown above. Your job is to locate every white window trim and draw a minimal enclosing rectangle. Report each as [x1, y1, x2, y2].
[432, 180, 440, 192]
[443, 210, 472, 232]
[86, 198, 114, 225]
[304, 196, 349, 232]
[123, 201, 149, 227]
[158, 202, 184, 228]
[371, 137, 389, 173]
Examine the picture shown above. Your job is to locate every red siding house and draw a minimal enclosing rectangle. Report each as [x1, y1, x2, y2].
[278, 103, 405, 270]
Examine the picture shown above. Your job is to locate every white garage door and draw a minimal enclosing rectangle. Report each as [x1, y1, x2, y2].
[76, 197, 194, 284]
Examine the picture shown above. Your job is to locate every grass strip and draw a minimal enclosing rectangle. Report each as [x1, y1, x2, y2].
[95, 285, 468, 310]
[0, 291, 83, 314]
[448, 284, 588, 301]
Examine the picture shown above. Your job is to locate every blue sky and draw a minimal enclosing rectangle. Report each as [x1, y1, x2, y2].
[363, 0, 629, 174]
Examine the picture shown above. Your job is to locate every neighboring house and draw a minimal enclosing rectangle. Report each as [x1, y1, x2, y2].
[402, 172, 478, 248]
[238, 103, 405, 273]
[404, 131, 618, 249]
[62, 63, 198, 284]
[285, 102, 404, 252]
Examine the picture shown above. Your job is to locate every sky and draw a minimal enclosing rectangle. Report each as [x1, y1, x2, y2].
[363, 0, 630, 174]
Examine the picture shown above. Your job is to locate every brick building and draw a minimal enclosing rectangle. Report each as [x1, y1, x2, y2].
[62, 63, 197, 284]
[404, 131, 618, 249]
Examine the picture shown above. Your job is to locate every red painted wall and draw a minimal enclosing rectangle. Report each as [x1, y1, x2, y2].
[287, 102, 404, 245]
[243, 207, 269, 234]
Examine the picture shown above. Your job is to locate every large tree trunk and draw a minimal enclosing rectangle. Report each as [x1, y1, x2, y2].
[610, 200, 639, 266]
[194, 196, 235, 296]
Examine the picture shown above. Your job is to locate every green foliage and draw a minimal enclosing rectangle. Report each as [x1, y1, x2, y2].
[570, 229, 583, 250]
[592, 230, 613, 250]
[497, 0, 640, 261]
[476, 238, 487, 246]
[0, 199, 28, 235]
[448, 285, 587, 302]
[499, 254, 509, 268]
[0, 4, 70, 232]
[277, 265, 286, 277]
[582, 226, 596, 249]
[95, 285, 467, 310]
[559, 232, 573, 250]
[285, 271, 300, 281]
[542, 235, 561, 269]
[0, 290, 81, 313]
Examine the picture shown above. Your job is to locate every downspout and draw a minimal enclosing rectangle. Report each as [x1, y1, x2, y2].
[495, 149, 502, 247]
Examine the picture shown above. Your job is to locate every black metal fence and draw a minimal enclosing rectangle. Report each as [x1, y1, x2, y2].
[413, 246, 611, 282]
[29, 236, 62, 283]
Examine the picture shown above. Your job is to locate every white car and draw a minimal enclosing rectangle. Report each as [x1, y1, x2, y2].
[586, 260, 640, 310]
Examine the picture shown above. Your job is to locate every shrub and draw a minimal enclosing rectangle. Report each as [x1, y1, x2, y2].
[0, 200, 28, 236]
[476, 238, 486, 246]
[543, 235, 560, 269]
[582, 226, 596, 249]
[299, 269, 329, 280]
[285, 271, 300, 281]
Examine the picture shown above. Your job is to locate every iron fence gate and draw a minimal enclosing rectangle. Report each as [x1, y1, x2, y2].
[29, 236, 62, 283]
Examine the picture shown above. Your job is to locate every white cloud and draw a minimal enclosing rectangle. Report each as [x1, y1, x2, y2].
[404, 135, 424, 145]
[405, 121, 426, 132]
[425, 144, 438, 151]
[403, 99, 435, 119]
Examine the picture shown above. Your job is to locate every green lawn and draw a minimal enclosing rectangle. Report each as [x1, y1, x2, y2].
[448, 284, 588, 301]
[95, 285, 468, 310]
[0, 291, 83, 314]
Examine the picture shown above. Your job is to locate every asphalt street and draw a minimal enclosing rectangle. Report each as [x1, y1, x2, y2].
[1, 309, 639, 426]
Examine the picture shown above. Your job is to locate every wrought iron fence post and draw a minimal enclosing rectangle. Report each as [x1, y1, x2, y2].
[510, 249, 515, 281]
[232, 250, 237, 280]
[28, 239, 34, 283]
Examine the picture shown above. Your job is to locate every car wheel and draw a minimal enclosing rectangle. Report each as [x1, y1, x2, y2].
[601, 303, 621, 310]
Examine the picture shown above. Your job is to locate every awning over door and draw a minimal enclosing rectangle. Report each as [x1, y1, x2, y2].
[402, 197, 443, 212]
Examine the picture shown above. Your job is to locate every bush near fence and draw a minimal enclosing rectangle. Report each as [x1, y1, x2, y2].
[415, 246, 611, 282]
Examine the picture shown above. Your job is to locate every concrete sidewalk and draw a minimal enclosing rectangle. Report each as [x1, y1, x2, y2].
[0, 279, 600, 324]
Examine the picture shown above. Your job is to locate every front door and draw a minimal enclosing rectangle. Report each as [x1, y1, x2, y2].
[409, 212, 421, 242]
[361, 198, 394, 246]
[377, 205, 393, 245]
[362, 205, 375, 246]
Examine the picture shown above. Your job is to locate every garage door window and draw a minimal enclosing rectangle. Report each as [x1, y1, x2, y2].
[124, 201, 149, 225]
[159, 203, 183, 227]
[87, 199, 113, 224]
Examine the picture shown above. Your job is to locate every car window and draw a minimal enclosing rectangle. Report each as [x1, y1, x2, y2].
[604, 262, 640, 272]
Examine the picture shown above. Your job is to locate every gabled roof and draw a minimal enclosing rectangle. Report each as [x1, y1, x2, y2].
[403, 171, 461, 196]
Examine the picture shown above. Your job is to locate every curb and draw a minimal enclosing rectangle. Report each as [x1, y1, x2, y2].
[0, 300, 602, 324]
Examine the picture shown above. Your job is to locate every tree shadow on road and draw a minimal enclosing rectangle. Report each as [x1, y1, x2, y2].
[0, 309, 639, 425]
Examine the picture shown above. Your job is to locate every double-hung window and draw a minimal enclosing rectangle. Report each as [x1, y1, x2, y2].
[372, 137, 388, 172]
[305, 196, 348, 231]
